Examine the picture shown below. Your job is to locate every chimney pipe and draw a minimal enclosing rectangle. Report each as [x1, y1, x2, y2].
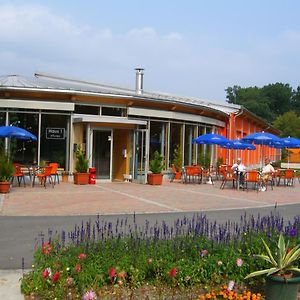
[135, 68, 144, 94]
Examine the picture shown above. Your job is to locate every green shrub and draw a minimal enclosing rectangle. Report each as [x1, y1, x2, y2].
[149, 151, 164, 174]
[75, 146, 89, 173]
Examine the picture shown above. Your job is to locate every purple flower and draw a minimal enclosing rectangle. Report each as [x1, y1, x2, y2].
[200, 249, 208, 258]
[288, 228, 297, 237]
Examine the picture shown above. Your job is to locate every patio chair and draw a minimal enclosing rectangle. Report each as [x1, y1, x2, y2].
[170, 164, 182, 182]
[244, 170, 260, 191]
[183, 166, 202, 183]
[283, 169, 294, 186]
[11, 163, 26, 187]
[32, 166, 54, 188]
[49, 162, 60, 184]
[219, 169, 236, 189]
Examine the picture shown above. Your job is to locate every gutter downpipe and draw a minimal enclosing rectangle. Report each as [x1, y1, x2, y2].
[229, 108, 244, 164]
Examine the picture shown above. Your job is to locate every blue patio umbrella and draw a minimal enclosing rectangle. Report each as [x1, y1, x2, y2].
[0, 126, 37, 141]
[192, 133, 229, 145]
[270, 136, 300, 167]
[242, 131, 281, 168]
[270, 136, 300, 149]
[220, 139, 256, 150]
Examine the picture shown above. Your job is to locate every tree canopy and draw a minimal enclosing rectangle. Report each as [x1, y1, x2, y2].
[225, 83, 300, 138]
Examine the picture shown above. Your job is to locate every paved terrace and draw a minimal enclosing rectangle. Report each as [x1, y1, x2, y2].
[1, 179, 300, 216]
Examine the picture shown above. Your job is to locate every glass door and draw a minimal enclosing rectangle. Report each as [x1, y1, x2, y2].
[92, 130, 112, 180]
[133, 129, 148, 183]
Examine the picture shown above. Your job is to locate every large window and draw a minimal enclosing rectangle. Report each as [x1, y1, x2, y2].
[169, 123, 182, 165]
[8, 112, 38, 164]
[149, 121, 165, 161]
[184, 125, 194, 166]
[0, 112, 5, 151]
[40, 114, 69, 168]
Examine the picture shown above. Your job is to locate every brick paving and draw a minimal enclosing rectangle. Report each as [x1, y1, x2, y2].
[1, 178, 299, 216]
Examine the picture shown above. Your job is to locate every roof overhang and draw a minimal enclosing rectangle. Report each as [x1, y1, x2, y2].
[0, 98, 74, 111]
[73, 114, 147, 125]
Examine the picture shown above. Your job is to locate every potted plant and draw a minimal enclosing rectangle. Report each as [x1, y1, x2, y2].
[73, 146, 89, 185]
[245, 233, 300, 300]
[148, 151, 164, 185]
[0, 152, 14, 193]
[172, 145, 182, 180]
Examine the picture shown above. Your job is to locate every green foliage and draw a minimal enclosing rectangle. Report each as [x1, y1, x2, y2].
[0, 151, 14, 182]
[172, 145, 182, 172]
[149, 151, 164, 174]
[75, 146, 89, 173]
[245, 234, 300, 279]
[225, 83, 296, 123]
[198, 152, 211, 169]
[216, 157, 224, 168]
[273, 111, 300, 138]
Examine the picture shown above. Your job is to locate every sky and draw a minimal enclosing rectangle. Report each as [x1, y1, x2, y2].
[0, 0, 300, 104]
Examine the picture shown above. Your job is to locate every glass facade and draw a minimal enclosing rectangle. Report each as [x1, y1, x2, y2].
[0, 109, 70, 168]
[8, 112, 39, 164]
[169, 123, 182, 165]
[40, 114, 69, 168]
[149, 121, 165, 160]
[184, 125, 194, 166]
[0, 112, 5, 151]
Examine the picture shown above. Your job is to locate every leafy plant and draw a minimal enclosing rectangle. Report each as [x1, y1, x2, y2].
[0, 151, 14, 182]
[245, 233, 300, 279]
[149, 151, 164, 174]
[197, 152, 211, 169]
[75, 146, 89, 173]
[172, 145, 182, 172]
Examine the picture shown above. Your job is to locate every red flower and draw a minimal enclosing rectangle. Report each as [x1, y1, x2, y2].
[75, 264, 81, 273]
[41, 242, 53, 255]
[42, 268, 49, 279]
[287, 247, 292, 253]
[77, 253, 87, 260]
[108, 267, 116, 279]
[52, 271, 60, 283]
[168, 267, 177, 277]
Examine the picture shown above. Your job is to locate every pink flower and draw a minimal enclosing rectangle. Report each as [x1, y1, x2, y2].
[236, 258, 243, 267]
[108, 267, 116, 279]
[66, 277, 74, 286]
[117, 271, 127, 279]
[168, 267, 177, 277]
[52, 271, 60, 283]
[75, 264, 81, 273]
[41, 242, 53, 255]
[77, 253, 87, 260]
[227, 280, 235, 291]
[83, 290, 97, 300]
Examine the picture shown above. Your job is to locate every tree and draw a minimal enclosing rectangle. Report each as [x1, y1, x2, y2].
[261, 83, 293, 117]
[291, 86, 300, 116]
[225, 83, 294, 123]
[225, 85, 274, 122]
[272, 111, 300, 138]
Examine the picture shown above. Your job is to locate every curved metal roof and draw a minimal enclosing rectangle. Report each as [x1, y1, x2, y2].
[0, 73, 240, 116]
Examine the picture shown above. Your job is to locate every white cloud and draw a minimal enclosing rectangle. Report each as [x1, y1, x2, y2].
[0, 3, 300, 103]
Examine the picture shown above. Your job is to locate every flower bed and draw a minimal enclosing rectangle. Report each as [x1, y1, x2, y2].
[21, 213, 300, 299]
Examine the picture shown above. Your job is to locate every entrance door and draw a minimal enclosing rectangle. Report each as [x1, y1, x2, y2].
[133, 129, 148, 183]
[92, 130, 112, 180]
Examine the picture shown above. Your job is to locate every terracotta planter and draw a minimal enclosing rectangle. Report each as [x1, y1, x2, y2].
[0, 181, 11, 193]
[61, 173, 69, 183]
[147, 173, 163, 185]
[73, 173, 89, 185]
